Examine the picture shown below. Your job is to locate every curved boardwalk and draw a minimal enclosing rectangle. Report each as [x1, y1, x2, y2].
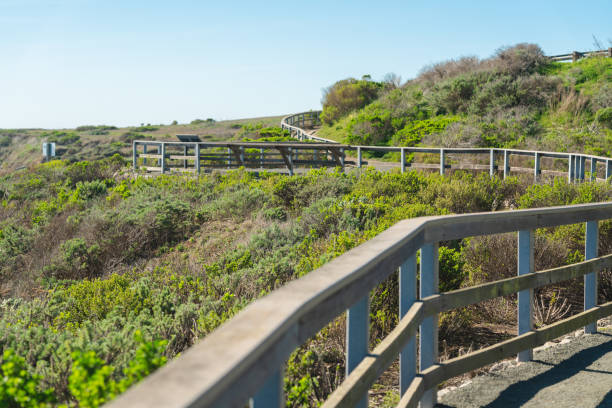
[438, 328, 612, 408]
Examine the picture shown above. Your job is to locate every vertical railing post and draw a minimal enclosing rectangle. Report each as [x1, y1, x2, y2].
[420, 243, 439, 408]
[240, 146, 245, 167]
[132, 142, 139, 170]
[534, 152, 541, 183]
[568, 155, 574, 183]
[585, 220, 599, 334]
[183, 145, 188, 169]
[357, 146, 362, 168]
[401, 148, 406, 174]
[260, 148, 265, 169]
[195, 144, 200, 174]
[227, 147, 232, 169]
[288, 148, 294, 176]
[250, 368, 283, 408]
[504, 150, 510, 179]
[439, 149, 445, 176]
[606, 160, 612, 181]
[489, 149, 495, 177]
[590, 158, 597, 182]
[579, 156, 586, 181]
[517, 230, 534, 362]
[160, 143, 166, 174]
[347, 296, 369, 408]
[400, 253, 417, 396]
[142, 143, 147, 167]
[340, 148, 345, 169]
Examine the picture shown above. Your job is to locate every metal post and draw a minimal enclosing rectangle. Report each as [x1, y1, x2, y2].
[568, 155, 574, 183]
[142, 143, 147, 167]
[195, 144, 200, 174]
[401, 148, 405, 174]
[579, 156, 586, 181]
[183, 145, 188, 169]
[420, 243, 438, 408]
[489, 149, 495, 177]
[590, 158, 597, 182]
[347, 296, 369, 408]
[534, 152, 541, 183]
[439, 149, 445, 176]
[585, 221, 598, 334]
[160, 143, 166, 174]
[340, 148, 345, 169]
[250, 368, 283, 408]
[400, 253, 417, 396]
[227, 147, 232, 169]
[357, 146, 362, 168]
[517, 230, 534, 362]
[132, 142, 138, 170]
[504, 150, 510, 179]
[606, 160, 612, 181]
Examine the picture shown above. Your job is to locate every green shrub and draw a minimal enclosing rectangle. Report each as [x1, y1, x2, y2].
[321, 78, 383, 124]
[0, 349, 55, 408]
[595, 107, 612, 129]
[45, 238, 102, 279]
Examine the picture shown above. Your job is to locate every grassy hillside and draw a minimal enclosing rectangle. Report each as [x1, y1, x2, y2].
[0, 115, 284, 175]
[317, 44, 612, 159]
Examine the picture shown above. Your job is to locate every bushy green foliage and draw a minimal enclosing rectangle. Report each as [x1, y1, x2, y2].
[2, 154, 612, 405]
[596, 107, 612, 128]
[320, 78, 383, 125]
[0, 349, 55, 408]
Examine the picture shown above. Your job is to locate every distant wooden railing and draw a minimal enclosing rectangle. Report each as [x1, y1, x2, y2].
[133, 111, 612, 183]
[548, 48, 612, 62]
[108, 202, 612, 408]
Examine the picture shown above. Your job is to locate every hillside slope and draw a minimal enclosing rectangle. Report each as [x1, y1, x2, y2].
[317, 44, 612, 159]
[0, 115, 283, 175]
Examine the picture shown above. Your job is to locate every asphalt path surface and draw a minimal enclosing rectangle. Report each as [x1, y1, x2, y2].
[438, 328, 612, 408]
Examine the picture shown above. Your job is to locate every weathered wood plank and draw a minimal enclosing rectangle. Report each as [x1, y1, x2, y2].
[322, 302, 423, 407]
[422, 254, 612, 316]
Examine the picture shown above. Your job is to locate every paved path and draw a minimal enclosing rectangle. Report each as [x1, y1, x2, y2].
[438, 329, 612, 407]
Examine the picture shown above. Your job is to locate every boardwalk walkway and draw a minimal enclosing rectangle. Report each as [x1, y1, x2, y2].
[438, 326, 612, 408]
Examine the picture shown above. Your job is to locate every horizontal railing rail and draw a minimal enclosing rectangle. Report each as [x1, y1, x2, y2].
[108, 202, 612, 408]
[133, 110, 612, 183]
[548, 48, 612, 62]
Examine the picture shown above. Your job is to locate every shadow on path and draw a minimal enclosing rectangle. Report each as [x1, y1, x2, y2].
[481, 333, 612, 407]
[436, 334, 612, 408]
[596, 388, 612, 408]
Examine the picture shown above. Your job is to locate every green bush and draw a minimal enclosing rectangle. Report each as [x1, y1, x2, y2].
[0, 349, 55, 408]
[595, 107, 612, 129]
[320, 78, 383, 124]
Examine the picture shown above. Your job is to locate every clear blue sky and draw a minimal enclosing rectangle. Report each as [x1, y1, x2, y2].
[1, 0, 611, 129]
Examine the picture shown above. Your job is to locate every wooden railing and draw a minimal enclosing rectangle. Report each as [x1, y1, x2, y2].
[108, 201, 612, 408]
[548, 48, 612, 62]
[133, 111, 612, 183]
[132, 140, 351, 176]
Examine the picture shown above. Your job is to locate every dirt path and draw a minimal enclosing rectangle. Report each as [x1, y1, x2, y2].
[438, 327, 612, 407]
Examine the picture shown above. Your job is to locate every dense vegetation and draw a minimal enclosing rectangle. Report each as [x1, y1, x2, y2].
[0, 155, 611, 406]
[318, 44, 612, 158]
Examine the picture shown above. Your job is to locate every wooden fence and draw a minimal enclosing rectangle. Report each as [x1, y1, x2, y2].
[134, 111, 612, 183]
[548, 48, 612, 62]
[107, 202, 612, 408]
